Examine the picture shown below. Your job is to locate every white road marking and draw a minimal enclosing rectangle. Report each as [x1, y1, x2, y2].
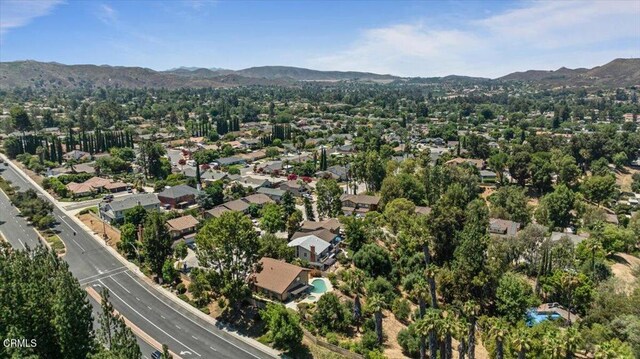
[112, 278, 131, 294]
[136, 297, 140, 301]
[77, 267, 126, 283]
[98, 280, 202, 357]
[209, 346, 217, 352]
[192, 336, 198, 340]
[176, 325, 181, 330]
[147, 306, 152, 310]
[124, 271, 263, 359]
[161, 315, 166, 319]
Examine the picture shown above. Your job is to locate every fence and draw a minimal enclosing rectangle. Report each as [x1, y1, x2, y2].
[301, 328, 364, 359]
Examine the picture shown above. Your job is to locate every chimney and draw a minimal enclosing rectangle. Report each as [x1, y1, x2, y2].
[310, 245, 316, 262]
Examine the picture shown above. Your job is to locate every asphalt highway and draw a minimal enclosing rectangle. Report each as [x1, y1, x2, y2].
[0, 163, 276, 359]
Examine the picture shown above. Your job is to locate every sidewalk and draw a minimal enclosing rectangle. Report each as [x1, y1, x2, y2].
[0, 153, 280, 359]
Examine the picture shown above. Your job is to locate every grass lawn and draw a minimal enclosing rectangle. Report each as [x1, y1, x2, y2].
[42, 231, 66, 255]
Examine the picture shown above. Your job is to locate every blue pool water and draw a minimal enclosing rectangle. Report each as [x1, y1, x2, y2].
[310, 278, 328, 294]
[526, 309, 561, 326]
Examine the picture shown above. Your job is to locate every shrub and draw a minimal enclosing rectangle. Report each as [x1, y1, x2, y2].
[360, 329, 379, 351]
[310, 268, 322, 278]
[327, 272, 338, 286]
[392, 298, 411, 323]
[325, 332, 339, 345]
[397, 325, 420, 357]
[176, 283, 186, 294]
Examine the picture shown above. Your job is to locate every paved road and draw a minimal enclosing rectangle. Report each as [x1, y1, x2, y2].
[0, 163, 276, 359]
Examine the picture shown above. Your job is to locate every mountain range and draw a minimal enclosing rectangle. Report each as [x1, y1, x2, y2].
[0, 58, 638, 90]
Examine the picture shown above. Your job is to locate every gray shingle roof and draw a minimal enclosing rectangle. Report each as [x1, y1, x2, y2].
[107, 193, 160, 212]
[158, 185, 200, 199]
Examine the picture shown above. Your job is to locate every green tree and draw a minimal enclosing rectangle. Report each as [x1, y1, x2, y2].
[353, 243, 392, 278]
[10, 105, 32, 134]
[97, 289, 142, 359]
[196, 211, 260, 312]
[260, 203, 285, 233]
[142, 211, 172, 281]
[260, 303, 303, 350]
[286, 209, 303, 238]
[535, 184, 575, 229]
[196, 181, 224, 210]
[495, 272, 538, 324]
[161, 344, 173, 359]
[488, 152, 508, 186]
[581, 175, 617, 205]
[117, 223, 139, 259]
[312, 293, 351, 334]
[488, 186, 531, 226]
[304, 196, 315, 221]
[281, 191, 296, 218]
[316, 178, 343, 219]
[124, 205, 147, 226]
[383, 198, 416, 234]
[258, 233, 294, 261]
[367, 294, 386, 346]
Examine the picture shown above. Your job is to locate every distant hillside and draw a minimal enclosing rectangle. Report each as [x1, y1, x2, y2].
[0, 61, 290, 90]
[499, 58, 640, 87]
[234, 66, 399, 82]
[1, 58, 638, 90]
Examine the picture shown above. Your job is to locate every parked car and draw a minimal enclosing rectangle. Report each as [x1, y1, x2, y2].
[151, 350, 162, 359]
[103, 194, 114, 201]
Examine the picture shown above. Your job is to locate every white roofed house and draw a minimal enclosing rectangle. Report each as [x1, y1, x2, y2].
[99, 193, 160, 224]
[287, 234, 337, 269]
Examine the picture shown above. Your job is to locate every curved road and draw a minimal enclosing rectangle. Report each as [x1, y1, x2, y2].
[0, 163, 277, 359]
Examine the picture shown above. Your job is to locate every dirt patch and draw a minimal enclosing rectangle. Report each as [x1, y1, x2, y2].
[382, 309, 410, 358]
[610, 252, 640, 294]
[78, 213, 121, 244]
[616, 167, 639, 193]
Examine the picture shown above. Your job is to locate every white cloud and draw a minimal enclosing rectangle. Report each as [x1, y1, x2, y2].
[0, 0, 63, 35]
[308, 1, 640, 78]
[97, 4, 117, 25]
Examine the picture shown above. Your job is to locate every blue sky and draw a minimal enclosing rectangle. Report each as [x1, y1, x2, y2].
[1, 0, 639, 78]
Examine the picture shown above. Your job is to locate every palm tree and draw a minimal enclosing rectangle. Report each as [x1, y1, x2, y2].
[462, 301, 480, 359]
[584, 238, 603, 280]
[416, 308, 441, 359]
[510, 326, 531, 359]
[564, 326, 582, 359]
[454, 318, 469, 359]
[345, 268, 365, 332]
[367, 294, 386, 346]
[543, 330, 564, 359]
[437, 311, 455, 359]
[410, 278, 430, 359]
[485, 318, 508, 359]
[65, 158, 77, 173]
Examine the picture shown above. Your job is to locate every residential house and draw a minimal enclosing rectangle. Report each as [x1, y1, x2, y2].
[480, 170, 497, 183]
[287, 234, 333, 269]
[104, 181, 129, 193]
[300, 218, 341, 234]
[292, 228, 341, 246]
[341, 194, 381, 215]
[205, 206, 231, 219]
[166, 215, 200, 241]
[213, 157, 245, 168]
[243, 193, 274, 206]
[157, 185, 200, 209]
[315, 165, 349, 181]
[66, 182, 95, 197]
[84, 177, 111, 192]
[222, 199, 250, 213]
[489, 218, 521, 237]
[99, 193, 160, 223]
[63, 150, 91, 161]
[415, 206, 432, 216]
[235, 176, 271, 190]
[257, 187, 286, 203]
[550, 232, 589, 246]
[445, 157, 485, 170]
[279, 180, 309, 197]
[239, 150, 267, 163]
[252, 257, 310, 301]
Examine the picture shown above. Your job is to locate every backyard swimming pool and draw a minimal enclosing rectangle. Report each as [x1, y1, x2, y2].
[310, 278, 329, 294]
[526, 309, 561, 326]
